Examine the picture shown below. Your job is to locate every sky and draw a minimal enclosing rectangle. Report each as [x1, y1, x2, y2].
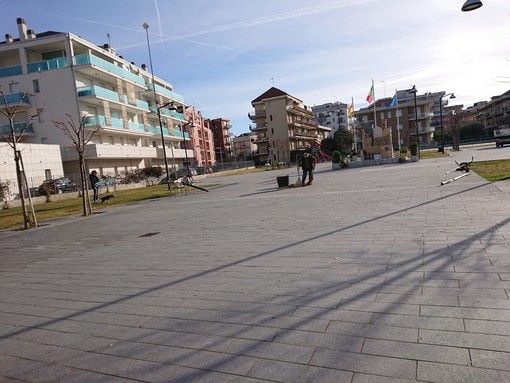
[2, 0, 510, 136]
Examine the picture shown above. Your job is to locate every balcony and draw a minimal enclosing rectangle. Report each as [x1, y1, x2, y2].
[408, 111, 435, 121]
[148, 106, 186, 122]
[0, 122, 34, 136]
[248, 110, 266, 120]
[0, 65, 22, 78]
[418, 126, 435, 134]
[78, 85, 119, 102]
[84, 115, 151, 136]
[62, 144, 158, 161]
[156, 148, 194, 160]
[286, 104, 314, 117]
[145, 83, 185, 103]
[249, 125, 267, 132]
[0, 93, 30, 108]
[27, 57, 68, 73]
[78, 86, 149, 112]
[73, 54, 145, 86]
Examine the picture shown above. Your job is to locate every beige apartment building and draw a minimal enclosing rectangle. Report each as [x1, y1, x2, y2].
[478, 89, 510, 132]
[0, 18, 192, 183]
[249, 87, 329, 164]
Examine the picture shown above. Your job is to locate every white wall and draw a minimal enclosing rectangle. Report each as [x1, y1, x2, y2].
[0, 143, 64, 200]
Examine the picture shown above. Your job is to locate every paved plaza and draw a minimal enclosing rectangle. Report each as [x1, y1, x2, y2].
[1, 146, 510, 382]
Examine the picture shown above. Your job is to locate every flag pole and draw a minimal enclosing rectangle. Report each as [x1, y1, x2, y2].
[395, 89, 401, 153]
[372, 79, 377, 129]
[351, 96, 357, 155]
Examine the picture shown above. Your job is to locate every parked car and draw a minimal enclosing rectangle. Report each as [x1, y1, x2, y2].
[38, 177, 77, 195]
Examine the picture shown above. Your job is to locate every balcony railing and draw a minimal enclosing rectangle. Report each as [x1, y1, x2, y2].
[73, 54, 145, 86]
[149, 126, 170, 136]
[0, 65, 22, 78]
[121, 95, 149, 111]
[128, 121, 146, 132]
[78, 85, 119, 102]
[0, 92, 30, 107]
[146, 83, 185, 103]
[0, 122, 34, 135]
[418, 126, 435, 134]
[27, 57, 68, 73]
[408, 111, 435, 120]
[148, 106, 185, 121]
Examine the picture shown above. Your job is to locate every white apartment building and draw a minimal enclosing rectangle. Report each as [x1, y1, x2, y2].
[0, 18, 192, 181]
[312, 102, 350, 137]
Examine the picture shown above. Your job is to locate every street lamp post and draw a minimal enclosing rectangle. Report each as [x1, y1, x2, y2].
[143, 22, 177, 191]
[409, 85, 419, 157]
[438, 92, 456, 153]
[180, 121, 195, 177]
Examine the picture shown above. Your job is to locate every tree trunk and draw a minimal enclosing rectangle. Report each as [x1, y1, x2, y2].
[78, 155, 89, 216]
[14, 150, 30, 229]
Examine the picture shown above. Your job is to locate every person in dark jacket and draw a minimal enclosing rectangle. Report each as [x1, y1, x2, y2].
[89, 170, 100, 203]
[299, 152, 316, 186]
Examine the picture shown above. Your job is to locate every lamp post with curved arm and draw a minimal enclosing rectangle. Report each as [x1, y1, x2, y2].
[180, 121, 195, 177]
[143, 22, 177, 191]
[439, 93, 456, 153]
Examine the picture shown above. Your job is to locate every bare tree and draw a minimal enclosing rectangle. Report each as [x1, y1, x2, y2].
[0, 90, 41, 229]
[53, 114, 100, 216]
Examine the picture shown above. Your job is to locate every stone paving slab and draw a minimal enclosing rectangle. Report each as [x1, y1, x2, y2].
[1, 146, 510, 382]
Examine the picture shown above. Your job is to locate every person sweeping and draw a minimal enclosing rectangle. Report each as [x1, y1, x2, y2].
[299, 151, 316, 186]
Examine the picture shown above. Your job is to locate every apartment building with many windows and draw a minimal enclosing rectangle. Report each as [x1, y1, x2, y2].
[184, 106, 216, 171]
[478, 89, 510, 132]
[0, 18, 192, 181]
[312, 102, 349, 137]
[356, 89, 442, 149]
[249, 87, 329, 164]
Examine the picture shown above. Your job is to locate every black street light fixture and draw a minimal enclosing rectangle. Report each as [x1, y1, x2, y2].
[409, 85, 419, 157]
[143, 22, 177, 191]
[438, 92, 456, 153]
[462, 0, 482, 11]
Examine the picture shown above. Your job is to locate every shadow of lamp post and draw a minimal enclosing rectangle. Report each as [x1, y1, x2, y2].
[439, 92, 456, 153]
[143, 22, 177, 191]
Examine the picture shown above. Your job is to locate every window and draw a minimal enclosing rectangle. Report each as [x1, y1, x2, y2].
[33, 79, 40, 93]
[41, 50, 66, 60]
[44, 169, 52, 180]
[270, 115, 273, 121]
[37, 108, 44, 123]
[41, 137, 47, 144]
[9, 82, 19, 93]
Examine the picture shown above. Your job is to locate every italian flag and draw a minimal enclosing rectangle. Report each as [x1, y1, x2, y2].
[366, 84, 374, 103]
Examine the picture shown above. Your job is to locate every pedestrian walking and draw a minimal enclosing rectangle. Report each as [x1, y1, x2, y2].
[89, 170, 100, 202]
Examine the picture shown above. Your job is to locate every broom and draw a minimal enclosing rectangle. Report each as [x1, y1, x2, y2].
[295, 165, 303, 187]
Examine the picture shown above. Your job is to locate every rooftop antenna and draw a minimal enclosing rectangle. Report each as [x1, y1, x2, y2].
[107, 33, 111, 46]
[271, 77, 275, 87]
